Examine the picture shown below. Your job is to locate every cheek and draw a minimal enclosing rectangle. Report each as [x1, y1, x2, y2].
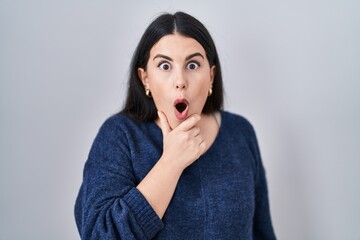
[198, 87, 210, 104]
[194, 73, 211, 95]
[150, 83, 170, 99]
[191, 79, 211, 108]
[147, 75, 171, 109]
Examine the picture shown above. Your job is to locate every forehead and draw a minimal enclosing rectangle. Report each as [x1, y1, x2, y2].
[150, 34, 206, 58]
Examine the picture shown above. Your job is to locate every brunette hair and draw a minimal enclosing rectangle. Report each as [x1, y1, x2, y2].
[121, 11, 223, 121]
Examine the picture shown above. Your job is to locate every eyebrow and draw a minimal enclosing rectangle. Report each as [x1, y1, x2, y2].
[186, 52, 204, 61]
[153, 52, 204, 61]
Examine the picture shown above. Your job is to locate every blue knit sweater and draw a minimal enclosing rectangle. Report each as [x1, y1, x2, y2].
[75, 111, 276, 239]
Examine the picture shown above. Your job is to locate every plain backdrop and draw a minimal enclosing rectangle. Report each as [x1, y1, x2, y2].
[1, 1, 359, 239]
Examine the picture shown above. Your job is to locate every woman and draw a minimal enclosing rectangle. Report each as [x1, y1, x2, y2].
[75, 12, 276, 239]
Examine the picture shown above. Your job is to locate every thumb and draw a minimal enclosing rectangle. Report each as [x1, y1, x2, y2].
[157, 111, 171, 135]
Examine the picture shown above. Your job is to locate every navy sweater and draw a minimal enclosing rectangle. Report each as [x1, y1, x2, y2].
[75, 111, 276, 239]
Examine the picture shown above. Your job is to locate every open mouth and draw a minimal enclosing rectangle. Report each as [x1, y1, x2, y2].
[174, 98, 189, 120]
[175, 102, 188, 113]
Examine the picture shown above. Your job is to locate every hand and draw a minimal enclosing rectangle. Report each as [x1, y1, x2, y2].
[157, 111, 206, 170]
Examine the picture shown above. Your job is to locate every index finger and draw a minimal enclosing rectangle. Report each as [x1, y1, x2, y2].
[176, 114, 201, 132]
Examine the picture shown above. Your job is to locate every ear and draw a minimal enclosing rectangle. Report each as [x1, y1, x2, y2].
[138, 68, 148, 87]
[210, 65, 216, 85]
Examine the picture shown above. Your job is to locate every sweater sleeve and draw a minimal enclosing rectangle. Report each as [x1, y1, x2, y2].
[74, 117, 164, 239]
[246, 123, 277, 239]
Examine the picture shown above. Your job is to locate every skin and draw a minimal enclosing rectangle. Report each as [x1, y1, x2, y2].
[138, 33, 215, 130]
[136, 33, 220, 219]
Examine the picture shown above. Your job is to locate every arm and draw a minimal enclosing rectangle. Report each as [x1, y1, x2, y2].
[247, 124, 276, 239]
[75, 112, 205, 239]
[75, 117, 163, 240]
[137, 111, 205, 219]
[253, 158, 276, 239]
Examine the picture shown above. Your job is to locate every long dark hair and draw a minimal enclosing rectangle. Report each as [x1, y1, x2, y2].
[121, 11, 223, 121]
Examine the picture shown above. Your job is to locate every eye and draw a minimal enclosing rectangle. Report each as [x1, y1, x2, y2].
[159, 62, 171, 71]
[186, 61, 200, 70]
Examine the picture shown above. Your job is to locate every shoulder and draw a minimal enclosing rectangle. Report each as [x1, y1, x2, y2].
[89, 114, 152, 159]
[220, 111, 260, 153]
[221, 111, 256, 136]
[93, 113, 146, 144]
[100, 113, 136, 132]
[221, 111, 251, 125]
[96, 113, 159, 144]
[221, 111, 262, 168]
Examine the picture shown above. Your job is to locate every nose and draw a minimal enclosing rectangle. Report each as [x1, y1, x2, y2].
[176, 81, 187, 90]
[174, 70, 187, 90]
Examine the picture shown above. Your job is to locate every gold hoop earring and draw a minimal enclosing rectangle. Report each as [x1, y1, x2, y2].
[145, 88, 151, 97]
[208, 88, 213, 96]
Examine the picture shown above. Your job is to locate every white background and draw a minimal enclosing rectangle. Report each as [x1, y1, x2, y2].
[1, 1, 359, 239]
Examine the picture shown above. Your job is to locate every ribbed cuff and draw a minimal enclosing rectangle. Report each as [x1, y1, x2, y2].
[123, 187, 164, 239]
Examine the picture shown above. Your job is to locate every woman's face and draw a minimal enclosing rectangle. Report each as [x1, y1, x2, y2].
[138, 33, 215, 129]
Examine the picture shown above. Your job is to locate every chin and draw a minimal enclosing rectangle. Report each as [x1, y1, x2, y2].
[168, 117, 182, 130]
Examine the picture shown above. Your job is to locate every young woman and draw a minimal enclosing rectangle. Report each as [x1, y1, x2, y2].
[75, 12, 276, 239]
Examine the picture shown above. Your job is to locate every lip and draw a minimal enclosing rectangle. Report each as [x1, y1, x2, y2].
[174, 98, 189, 120]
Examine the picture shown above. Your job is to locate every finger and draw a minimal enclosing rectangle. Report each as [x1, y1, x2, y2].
[194, 133, 204, 145]
[157, 111, 171, 135]
[189, 127, 200, 137]
[177, 114, 201, 131]
[199, 140, 206, 155]
[193, 136, 206, 158]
